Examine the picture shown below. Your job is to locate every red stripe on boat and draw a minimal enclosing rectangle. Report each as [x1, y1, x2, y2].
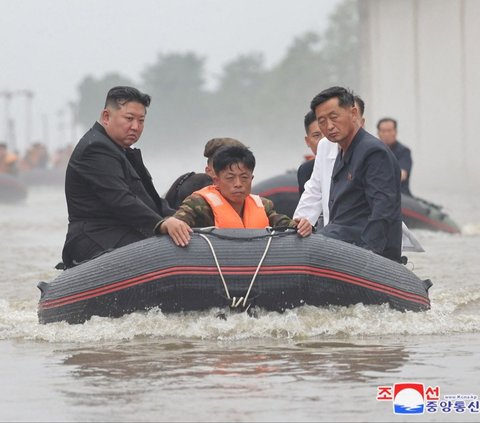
[402, 207, 460, 233]
[257, 186, 299, 196]
[39, 265, 430, 309]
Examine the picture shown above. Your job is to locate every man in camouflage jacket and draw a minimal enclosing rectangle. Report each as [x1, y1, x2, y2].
[156, 145, 312, 246]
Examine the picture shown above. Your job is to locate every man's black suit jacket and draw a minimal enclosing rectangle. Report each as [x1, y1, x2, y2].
[297, 159, 315, 195]
[62, 122, 173, 267]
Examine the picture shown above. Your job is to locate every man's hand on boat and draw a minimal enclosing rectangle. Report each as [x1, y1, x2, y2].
[158, 216, 312, 247]
[293, 217, 313, 237]
[159, 217, 193, 247]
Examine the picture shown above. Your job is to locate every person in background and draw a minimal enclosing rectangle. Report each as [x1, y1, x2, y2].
[61, 86, 174, 268]
[19, 142, 49, 171]
[158, 145, 312, 247]
[165, 137, 246, 209]
[297, 111, 322, 195]
[303, 86, 402, 262]
[377, 117, 413, 195]
[0, 143, 19, 174]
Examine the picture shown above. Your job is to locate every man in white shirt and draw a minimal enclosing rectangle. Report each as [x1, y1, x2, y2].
[294, 96, 365, 227]
[293, 95, 423, 253]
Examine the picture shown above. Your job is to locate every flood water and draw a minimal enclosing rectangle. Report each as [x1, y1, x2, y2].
[1, 181, 479, 422]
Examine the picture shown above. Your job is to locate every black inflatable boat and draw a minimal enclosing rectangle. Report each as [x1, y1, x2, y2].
[37, 229, 432, 324]
[253, 171, 461, 234]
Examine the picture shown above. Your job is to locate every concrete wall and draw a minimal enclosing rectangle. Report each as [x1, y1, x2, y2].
[359, 0, 480, 193]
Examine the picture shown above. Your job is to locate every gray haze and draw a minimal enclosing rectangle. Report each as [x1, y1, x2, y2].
[359, 0, 480, 195]
[2, 0, 479, 197]
[1, 0, 339, 155]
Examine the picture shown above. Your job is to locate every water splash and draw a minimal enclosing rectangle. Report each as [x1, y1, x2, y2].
[462, 224, 480, 236]
[1, 288, 479, 344]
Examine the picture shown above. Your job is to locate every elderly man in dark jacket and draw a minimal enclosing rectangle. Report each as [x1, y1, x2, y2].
[310, 86, 402, 262]
[62, 86, 174, 268]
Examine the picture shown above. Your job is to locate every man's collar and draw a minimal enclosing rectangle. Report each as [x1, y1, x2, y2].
[342, 127, 364, 163]
[93, 121, 138, 153]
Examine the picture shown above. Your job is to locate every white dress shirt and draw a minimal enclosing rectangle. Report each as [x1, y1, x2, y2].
[293, 137, 338, 226]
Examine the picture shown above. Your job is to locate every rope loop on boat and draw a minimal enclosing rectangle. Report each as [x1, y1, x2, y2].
[198, 233, 231, 300]
[198, 230, 275, 310]
[194, 226, 295, 240]
[241, 231, 273, 307]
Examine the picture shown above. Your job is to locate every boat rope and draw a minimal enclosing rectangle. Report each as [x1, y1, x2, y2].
[194, 226, 295, 240]
[198, 233, 231, 300]
[198, 230, 275, 309]
[241, 231, 274, 307]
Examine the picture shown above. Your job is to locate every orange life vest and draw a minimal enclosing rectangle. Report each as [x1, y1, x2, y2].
[194, 185, 269, 229]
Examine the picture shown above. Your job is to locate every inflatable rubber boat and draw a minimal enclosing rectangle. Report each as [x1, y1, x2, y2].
[37, 229, 432, 324]
[400, 194, 461, 234]
[253, 171, 461, 234]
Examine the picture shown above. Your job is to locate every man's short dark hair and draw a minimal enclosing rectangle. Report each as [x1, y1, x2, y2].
[105, 86, 151, 109]
[304, 111, 317, 133]
[310, 86, 355, 112]
[212, 146, 256, 174]
[354, 95, 365, 117]
[377, 117, 398, 130]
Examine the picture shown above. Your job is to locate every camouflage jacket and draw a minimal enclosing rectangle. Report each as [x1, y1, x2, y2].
[172, 193, 296, 229]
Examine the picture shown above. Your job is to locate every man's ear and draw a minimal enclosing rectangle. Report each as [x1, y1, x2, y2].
[100, 109, 109, 126]
[205, 165, 213, 177]
[351, 106, 362, 127]
[351, 105, 359, 119]
[212, 174, 220, 186]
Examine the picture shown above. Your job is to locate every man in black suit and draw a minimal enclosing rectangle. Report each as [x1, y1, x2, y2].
[61, 86, 174, 268]
[377, 117, 413, 196]
[311, 86, 402, 262]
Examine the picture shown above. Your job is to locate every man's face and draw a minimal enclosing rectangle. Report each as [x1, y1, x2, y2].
[315, 98, 358, 146]
[101, 101, 146, 149]
[213, 162, 253, 207]
[377, 121, 397, 146]
[305, 120, 322, 155]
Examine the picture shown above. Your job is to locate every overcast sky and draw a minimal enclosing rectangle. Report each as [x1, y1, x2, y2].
[1, 0, 339, 152]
